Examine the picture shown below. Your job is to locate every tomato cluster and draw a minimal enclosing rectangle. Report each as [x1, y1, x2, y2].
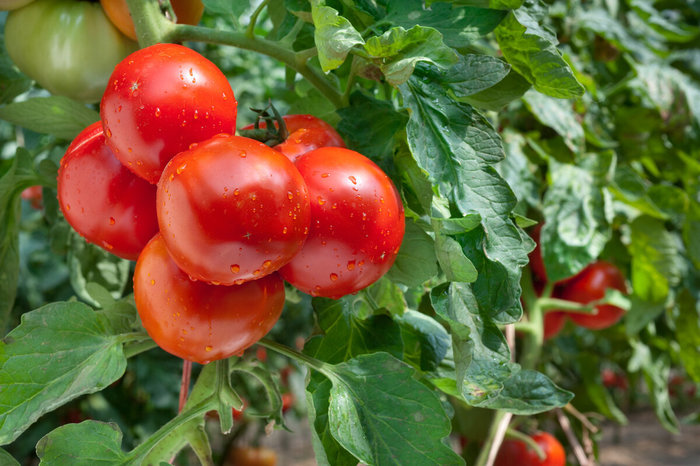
[57, 43, 405, 364]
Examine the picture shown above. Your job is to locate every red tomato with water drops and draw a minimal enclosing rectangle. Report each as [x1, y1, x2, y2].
[57, 121, 158, 260]
[157, 134, 310, 285]
[101, 43, 237, 184]
[494, 432, 566, 466]
[560, 261, 627, 330]
[242, 114, 345, 163]
[133, 234, 286, 365]
[279, 147, 404, 299]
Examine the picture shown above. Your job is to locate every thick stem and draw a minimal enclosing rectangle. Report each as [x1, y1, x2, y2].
[258, 338, 330, 376]
[474, 410, 512, 466]
[125, 0, 175, 47]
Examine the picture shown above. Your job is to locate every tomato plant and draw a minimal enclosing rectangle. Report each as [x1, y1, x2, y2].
[133, 234, 285, 364]
[100, 0, 204, 41]
[4, 0, 137, 103]
[493, 432, 566, 466]
[157, 133, 310, 285]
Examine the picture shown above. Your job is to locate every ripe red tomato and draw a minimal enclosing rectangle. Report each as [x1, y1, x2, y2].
[57, 121, 158, 261]
[101, 43, 237, 184]
[529, 224, 548, 283]
[133, 234, 286, 364]
[543, 311, 566, 339]
[21, 185, 42, 210]
[100, 0, 204, 41]
[157, 134, 310, 285]
[241, 114, 346, 163]
[560, 261, 627, 330]
[227, 446, 277, 466]
[279, 147, 404, 298]
[494, 432, 566, 466]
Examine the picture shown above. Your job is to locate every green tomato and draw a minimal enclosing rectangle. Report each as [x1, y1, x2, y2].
[0, 0, 34, 11]
[4, 0, 137, 103]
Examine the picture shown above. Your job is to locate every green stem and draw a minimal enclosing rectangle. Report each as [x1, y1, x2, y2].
[246, 0, 270, 38]
[123, 338, 158, 358]
[125, 0, 175, 47]
[258, 338, 331, 376]
[474, 410, 512, 466]
[538, 297, 595, 313]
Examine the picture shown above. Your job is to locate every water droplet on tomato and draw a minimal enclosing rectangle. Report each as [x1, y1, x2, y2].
[193, 110, 199, 119]
[150, 279, 155, 285]
[155, 107, 161, 117]
[205, 345, 213, 352]
[330, 273, 338, 281]
[263, 260, 272, 268]
[233, 188, 240, 196]
[105, 128, 112, 138]
[222, 92, 228, 101]
[282, 226, 288, 234]
[348, 175, 357, 184]
[321, 173, 330, 178]
[253, 269, 261, 276]
[347, 261, 355, 270]
[189, 142, 199, 150]
[287, 191, 294, 200]
[127, 147, 133, 153]
[176, 163, 187, 175]
[230, 264, 240, 273]
[65, 204, 71, 211]
[109, 217, 115, 225]
[317, 196, 326, 205]
[117, 105, 122, 113]
[240, 150, 247, 158]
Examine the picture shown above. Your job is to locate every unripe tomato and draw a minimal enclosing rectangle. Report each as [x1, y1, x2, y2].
[57, 122, 158, 261]
[4, 0, 137, 103]
[101, 43, 237, 184]
[100, 0, 204, 41]
[157, 134, 310, 286]
[560, 261, 627, 330]
[494, 432, 566, 466]
[133, 234, 286, 365]
[279, 147, 405, 298]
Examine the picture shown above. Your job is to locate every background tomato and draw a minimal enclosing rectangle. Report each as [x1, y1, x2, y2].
[543, 311, 566, 339]
[133, 234, 286, 365]
[0, 0, 34, 11]
[494, 432, 566, 466]
[279, 147, 404, 298]
[529, 224, 548, 283]
[100, 0, 204, 41]
[101, 43, 237, 184]
[560, 261, 627, 330]
[227, 446, 277, 466]
[57, 122, 158, 261]
[157, 134, 310, 285]
[4, 0, 137, 103]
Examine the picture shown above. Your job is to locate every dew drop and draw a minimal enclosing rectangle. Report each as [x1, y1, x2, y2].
[317, 196, 326, 205]
[330, 273, 338, 281]
[155, 107, 161, 117]
[109, 217, 116, 225]
[189, 142, 199, 150]
[239, 150, 247, 158]
[150, 279, 156, 285]
[282, 226, 288, 234]
[230, 264, 240, 273]
[193, 110, 199, 119]
[287, 191, 294, 200]
[321, 173, 330, 178]
[176, 163, 187, 174]
[66, 203, 71, 211]
[348, 175, 357, 184]
[205, 345, 213, 352]
[347, 261, 355, 271]
[233, 188, 240, 196]
[105, 128, 112, 138]
[263, 260, 272, 268]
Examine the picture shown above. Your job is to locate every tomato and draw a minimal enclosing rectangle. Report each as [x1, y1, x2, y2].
[0, 0, 33, 11]
[529, 224, 548, 283]
[157, 134, 310, 285]
[57, 122, 158, 261]
[559, 261, 627, 330]
[133, 234, 286, 364]
[543, 311, 565, 339]
[4, 0, 137, 103]
[281, 392, 294, 413]
[227, 446, 277, 466]
[241, 114, 346, 163]
[101, 43, 237, 184]
[494, 432, 566, 466]
[100, 0, 204, 41]
[279, 147, 405, 298]
[21, 185, 42, 210]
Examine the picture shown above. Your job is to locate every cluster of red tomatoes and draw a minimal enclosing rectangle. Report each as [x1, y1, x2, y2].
[529, 225, 628, 338]
[57, 43, 405, 364]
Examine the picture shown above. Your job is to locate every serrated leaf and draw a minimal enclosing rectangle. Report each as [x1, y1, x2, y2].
[435, 234, 478, 283]
[416, 54, 511, 98]
[0, 302, 127, 444]
[0, 96, 99, 140]
[676, 290, 700, 383]
[396, 310, 450, 372]
[487, 369, 574, 415]
[327, 353, 464, 465]
[523, 90, 584, 152]
[36, 421, 127, 465]
[385, 0, 507, 48]
[311, 2, 365, 72]
[495, 0, 583, 98]
[630, 0, 699, 43]
[463, 69, 531, 110]
[386, 219, 438, 287]
[364, 26, 458, 86]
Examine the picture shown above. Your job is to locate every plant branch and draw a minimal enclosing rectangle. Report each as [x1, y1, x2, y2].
[246, 0, 270, 38]
[125, 0, 175, 47]
[258, 338, 331, 376]
[474, 410, 513, 466]
[556, 408, 594, 466]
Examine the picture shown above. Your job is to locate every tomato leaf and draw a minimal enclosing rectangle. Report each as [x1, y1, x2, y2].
[311, 2, 365, 72]
[396, 310, 450, 372]
[386, 219, 438, 288]
[416, 54, 511, 99]
[495, 0, 584, 98]
[436, 0, 523, 9]
[633, 63, 700, 127]
[0, 448, 18, 466]
[364, 26, 458, 86]
[675, 289, 700, 383]
[462, 69, 532, 110]
[0, 302, 128, 445]
[0, 96, 99, 140]
[578, 354, 627, 424]
[498, 131, 541, 213]
[629, 0, 699, 43]
[36, 421, 127, 464]
[523, 90, 585, 153]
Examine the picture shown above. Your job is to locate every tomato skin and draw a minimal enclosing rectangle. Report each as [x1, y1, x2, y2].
[560, 261, 627, 330]
[101, 43, 237, 184]
[227, 446, 277, 466]
[4, 0, 137, 103]
[529, 224, 548, 283]
[242, 114, 346, 163]
[157, 134, 310, 286]
[279, 147, 405, 298]
[494, 432, 566, 466]
[133, 234, 286, 364]
[57, 122, 158, 261]
[100, 0, 204, 41]
[543, 311, 566, 339]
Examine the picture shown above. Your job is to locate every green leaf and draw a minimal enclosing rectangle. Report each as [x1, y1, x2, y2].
[396, 310, 450, 372]
[629, 0, 699, 43]
[625, 295, 665, 336]
[434, 234, 478, 283]
[0, 33, 31, 105]
[36, 421, 127, 465]
[633, 63, 700, 127]
[0, 302, 127, 445]
[432, 0, 523, 9]
[0, 96, 99, 140]
[523, 90, 584, 152]
[684, 201, 700, 269]
[386, 219, 438, 288]
[416, 54, 511, 98]
[676, 289, 700, 383]
[311, 2, 365, 72]
[498, 130, 540, 213]
[364, 26, 458, 86]
[629, 216, 682, 303]
[574, 9, 652, 59]
[540, 156, 614, 281]
[488, 369, 574, 415]
[578, 354, 627, 424]
[0, 448, 19, 466]
[462, 69, 531, 110]
[202, 0, 250, 17]
[385, 0, 507, 48]
[327, 353, 464, 465]
[495, 0, 584, 98]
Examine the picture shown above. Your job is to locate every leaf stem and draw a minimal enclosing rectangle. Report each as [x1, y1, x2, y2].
[258, 338, 331, 376]
[246, 0, 270, 39]
[474, 410, 512, 466]
[123, 337, 158, 358]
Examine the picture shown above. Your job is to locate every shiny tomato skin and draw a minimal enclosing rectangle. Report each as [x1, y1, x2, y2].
[57, 122, 158, 261]
[279, 147, 404, 299]
[101, 43, 237, 184]
[100, 0, 204, 41]
[560, 261, 627, 330]
[543, 311, 566, 339]
[133, 234, 286, 364]
[494, 432, 566, 466]
[157, 134, 310, 285]
[242, 114, 345, 163]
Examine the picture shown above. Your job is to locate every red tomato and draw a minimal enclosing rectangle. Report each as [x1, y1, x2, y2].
[241, 114, 345, 163]
[227, 446, 277, 466]
[529, 224, 548, 283]
[560, 261, 627, 330]
[21, 185, 43, 210]
[281, 392, 294, 413]
[101, 43, 237, 184]
[57, 121, 158, 260]
[543, 311, 565, 339]
[157, 134, 310, 285]
[279, 147, 404, 298]
[100, 0, 204, 41]
[494, 432, 566, 466]
[133, 234, 286, 364]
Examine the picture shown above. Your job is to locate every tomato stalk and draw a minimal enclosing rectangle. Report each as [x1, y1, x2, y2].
[178, 359, 193, 413]
[215, 358, 243, 434]
[258, 338, 332, 376]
